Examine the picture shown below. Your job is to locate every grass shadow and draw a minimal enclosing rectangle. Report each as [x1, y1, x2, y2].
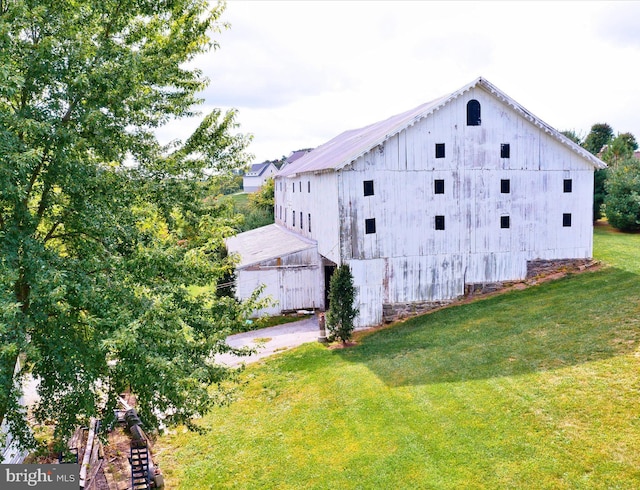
[335, 267, 640, 387]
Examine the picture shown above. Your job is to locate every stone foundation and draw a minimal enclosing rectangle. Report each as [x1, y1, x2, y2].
[380, 258, 596, 324]
[382, 300, 454, 323]
[464, 282, 504, 295]
[526, 258, 593, 279]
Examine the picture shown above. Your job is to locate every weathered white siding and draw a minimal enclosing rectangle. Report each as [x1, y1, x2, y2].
[337, 88, 595, 326]
[266, 79, 602, 327]
[275, 171, 341, 264]
[235, 248, 324, 316]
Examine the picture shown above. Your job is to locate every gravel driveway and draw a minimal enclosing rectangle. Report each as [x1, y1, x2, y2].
[214, 315, 321, 367]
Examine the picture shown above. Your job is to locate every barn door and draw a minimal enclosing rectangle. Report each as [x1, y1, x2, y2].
[323, 265, 336, 310]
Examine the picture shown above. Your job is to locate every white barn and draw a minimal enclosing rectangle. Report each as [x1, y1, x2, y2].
[228, 77, 606, 327]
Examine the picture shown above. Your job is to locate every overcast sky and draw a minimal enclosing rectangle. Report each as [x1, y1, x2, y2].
[157, 0, 640, 164]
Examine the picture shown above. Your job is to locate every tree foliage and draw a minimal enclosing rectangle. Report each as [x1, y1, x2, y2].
[581, 124, 639, 221]
[326, 265, 359, 344]
[593, 168, 608, 221]
[247, 177, 275, 215]
[601, 132, 638, 166]
[560, 129, 583, 145]
[233, 178, 275, 232]
[582, 123, 614, 155]
[604, 158, 640, 232]
[0, 0, 261, 450]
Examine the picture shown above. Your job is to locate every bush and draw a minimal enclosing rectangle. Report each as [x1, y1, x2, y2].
[326, 265, 359, 344]
[604, 158, 640, 231]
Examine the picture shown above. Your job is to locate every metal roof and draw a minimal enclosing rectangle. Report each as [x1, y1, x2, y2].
[225, 224, 317, 269]
[277, 77, 606, 178]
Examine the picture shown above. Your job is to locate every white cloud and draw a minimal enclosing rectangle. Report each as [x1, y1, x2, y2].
[159, 0, 640, 163]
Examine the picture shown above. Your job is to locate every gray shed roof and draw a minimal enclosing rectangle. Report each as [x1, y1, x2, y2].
[278, 77, 606, 178]
[245, 161, 276, 177]
[226, 224, 317, 269]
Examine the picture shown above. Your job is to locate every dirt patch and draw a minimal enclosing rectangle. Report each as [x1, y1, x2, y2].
[327, 341, 358, 350]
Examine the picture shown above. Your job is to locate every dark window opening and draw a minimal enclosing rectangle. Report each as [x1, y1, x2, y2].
[308, 213, 311, 232]
[292, 210, 295, 227]
[501, 216, 510, 229]
[501, 179, 510, 194]
[434, 179, 445, 194]
[501, 143, 510, 158]
[435, 143, 445, 158]
[363, 180, 374, 196]
[299, 181, 302, 192]
[365, 218, 376, 234]
[564, 179, 573, 193]
[308, 181, 311, 193]
[300, 211, 303, 229]
[563, 213, 572, 227]
[292, 182, 295, 192]
[435, 215, 445, 230]
[467, 99, 481, 126]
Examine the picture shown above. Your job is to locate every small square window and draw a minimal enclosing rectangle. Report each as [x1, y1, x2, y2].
[365, 218, 376, 234]
[363, 180, 374, 196]
[563, 213, 572, 227]
[501, 216, 510, 229]
[563, 179, 572, 193]
[434, 179, 445, 194]
[501, 179, 510, 194]
[435, 215, 445, 230]
[435, 143, 445, 159]
[501, 143, 510, 158]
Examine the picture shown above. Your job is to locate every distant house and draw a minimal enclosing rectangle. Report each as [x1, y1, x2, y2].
[228, 77, 606, 327]
[243, 161, 279, 193]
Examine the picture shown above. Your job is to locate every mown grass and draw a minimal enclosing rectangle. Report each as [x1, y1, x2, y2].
[156, 224, 640, 489]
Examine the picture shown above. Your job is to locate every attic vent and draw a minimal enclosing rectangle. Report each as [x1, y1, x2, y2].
[467, 99, 481, 126]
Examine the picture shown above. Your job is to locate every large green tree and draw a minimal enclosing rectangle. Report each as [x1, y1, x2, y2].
[604, 158, 640, 232]
[583, 126, 638, 220]
[602, 132, 638, 166]
[0, 0, 261, 450]
[582, 123, 614, 155]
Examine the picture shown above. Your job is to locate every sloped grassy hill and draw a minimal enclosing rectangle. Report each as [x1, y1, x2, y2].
[157, 224, 640, 489]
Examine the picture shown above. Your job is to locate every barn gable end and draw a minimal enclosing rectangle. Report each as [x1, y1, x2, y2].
[237, 78, 605, 326]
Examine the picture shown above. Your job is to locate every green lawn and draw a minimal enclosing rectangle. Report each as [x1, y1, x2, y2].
[156, 224, 640, 489]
